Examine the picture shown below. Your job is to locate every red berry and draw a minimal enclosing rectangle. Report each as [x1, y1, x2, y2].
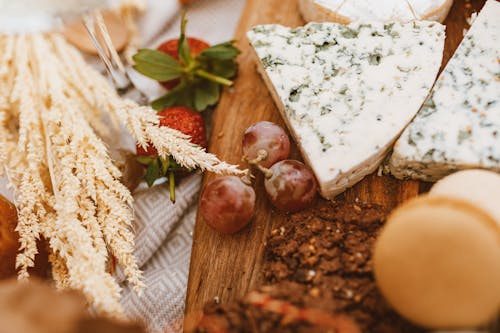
[136, 106, 207, 157]
[157, 37, 210, 90]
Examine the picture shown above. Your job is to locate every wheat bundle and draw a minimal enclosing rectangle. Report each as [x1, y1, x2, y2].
[0, 32, 243, 317]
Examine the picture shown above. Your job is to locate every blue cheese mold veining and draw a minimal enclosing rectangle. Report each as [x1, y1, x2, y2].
[248, 20, 445, 198]
[390, 0, 500, 181]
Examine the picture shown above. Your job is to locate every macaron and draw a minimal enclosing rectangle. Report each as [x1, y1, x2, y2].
[373, 195, 500, 329]
[430, 169, 500, 224]
[62, 10, 129, 55]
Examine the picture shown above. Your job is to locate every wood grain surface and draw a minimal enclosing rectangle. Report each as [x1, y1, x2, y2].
[184, 0, 485, 329]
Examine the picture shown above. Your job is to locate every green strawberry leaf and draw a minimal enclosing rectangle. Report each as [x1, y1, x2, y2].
[199, 41, 240, 60]
[195, 69, 233, 86]
[151, 91, 178, 111]
[208, 59, 238, 79]
[178, 11, 193, 66]
[194, 80, 220, 111]
[132, 13, 241, 112]
[136, 156, 154, 165]
[145, 160, 161, 187]
[153, 78, 222, 112]
[159, 156, 170, 175]
[168, 171, 176, 203]
[169, 159, 185, 171]
[133, 49, 184, 81]
[151, 81, 194, 110]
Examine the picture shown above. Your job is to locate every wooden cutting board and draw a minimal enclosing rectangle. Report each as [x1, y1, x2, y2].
[184, 0, 484, 328]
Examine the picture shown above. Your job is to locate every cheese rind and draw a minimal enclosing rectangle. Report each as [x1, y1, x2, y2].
[337, 0, 415, 22]
[389, 0, 500, 182]
[299, 0, 350, 24]
[248, 21, 445, 198]
[407, 0, 454, 22]
[298, 0, 453, 24]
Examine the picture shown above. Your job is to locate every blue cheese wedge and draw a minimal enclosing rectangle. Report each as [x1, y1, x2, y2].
[389, 0, 500, 182]
[248, 21, 445, 198]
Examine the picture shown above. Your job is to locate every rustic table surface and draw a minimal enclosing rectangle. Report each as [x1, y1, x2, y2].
[184, 0, 485, 329]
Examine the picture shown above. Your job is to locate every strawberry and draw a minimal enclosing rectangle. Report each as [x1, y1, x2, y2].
[137, 106, 207, 157]
[157, 37, 210, 61]
[157, 37, 210, 90]
[133, 12, 240, 112]
[136, 107, 207, 202]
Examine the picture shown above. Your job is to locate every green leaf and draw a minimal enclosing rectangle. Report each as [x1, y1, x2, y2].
[167, 159, 186, 172]
[153, 78, 223, 112]
[136, 156, 154, 165]
[159, 156, 170, 175]
[178, 11, 193, 66]
[145, 160, 161, 187]
[194, 80, 220, 111]
[195, 69, 233, 86]
[151, 81, 195, 110]
[151, 91, 179, 110]
[208, 59, 238, 79]
[168, 171, 176, 203]
[199, 41, 240, 60]
[133, 49, 184, 81]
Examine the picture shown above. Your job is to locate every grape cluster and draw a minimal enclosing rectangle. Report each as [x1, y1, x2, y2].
[200, 121, 317, 234]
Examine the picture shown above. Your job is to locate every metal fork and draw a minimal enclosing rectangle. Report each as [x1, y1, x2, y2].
[82, 10, 148, 104]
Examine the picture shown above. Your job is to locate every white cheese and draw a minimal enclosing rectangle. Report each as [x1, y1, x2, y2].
[338, 0, 416, 22]
[389, 0, 500, 182]
[299, 0, 453, 24]
[248, 21, 445, 198]
[406, 0, 454, 22]
[299, 0, 348, 23]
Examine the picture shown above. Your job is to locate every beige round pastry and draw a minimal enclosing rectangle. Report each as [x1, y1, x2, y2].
[62, 11, 129, 55]
[298, 0, 453, 24]
[430, 169, 500, 224]
[373, 195, 500, 329]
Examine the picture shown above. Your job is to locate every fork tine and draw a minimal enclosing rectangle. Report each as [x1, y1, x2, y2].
[82, 10, 148, 104]
[82, 11, 130, 90]
[94, 10, 126, 73]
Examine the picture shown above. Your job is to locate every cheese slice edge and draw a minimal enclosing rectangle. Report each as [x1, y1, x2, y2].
[299, 0, 453, 23]
[389, 0, 500, 182]
[248, 21, 445, 198]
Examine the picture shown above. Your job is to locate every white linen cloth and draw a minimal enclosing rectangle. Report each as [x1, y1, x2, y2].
[0, 1, 245, 332]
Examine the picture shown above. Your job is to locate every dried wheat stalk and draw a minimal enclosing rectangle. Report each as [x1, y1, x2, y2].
[0, 32, 244, 317]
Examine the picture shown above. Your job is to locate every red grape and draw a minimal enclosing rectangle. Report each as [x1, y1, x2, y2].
[199, 176, 256, 234]
[242, 121, 290, 168]
[264, 160, 317, 212]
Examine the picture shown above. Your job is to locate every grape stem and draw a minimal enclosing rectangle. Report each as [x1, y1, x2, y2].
[241, 170, 254, 185]
[245, 149, 274, 178]
[255, 164, 273, 179]
[245, 149, 268, 165]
